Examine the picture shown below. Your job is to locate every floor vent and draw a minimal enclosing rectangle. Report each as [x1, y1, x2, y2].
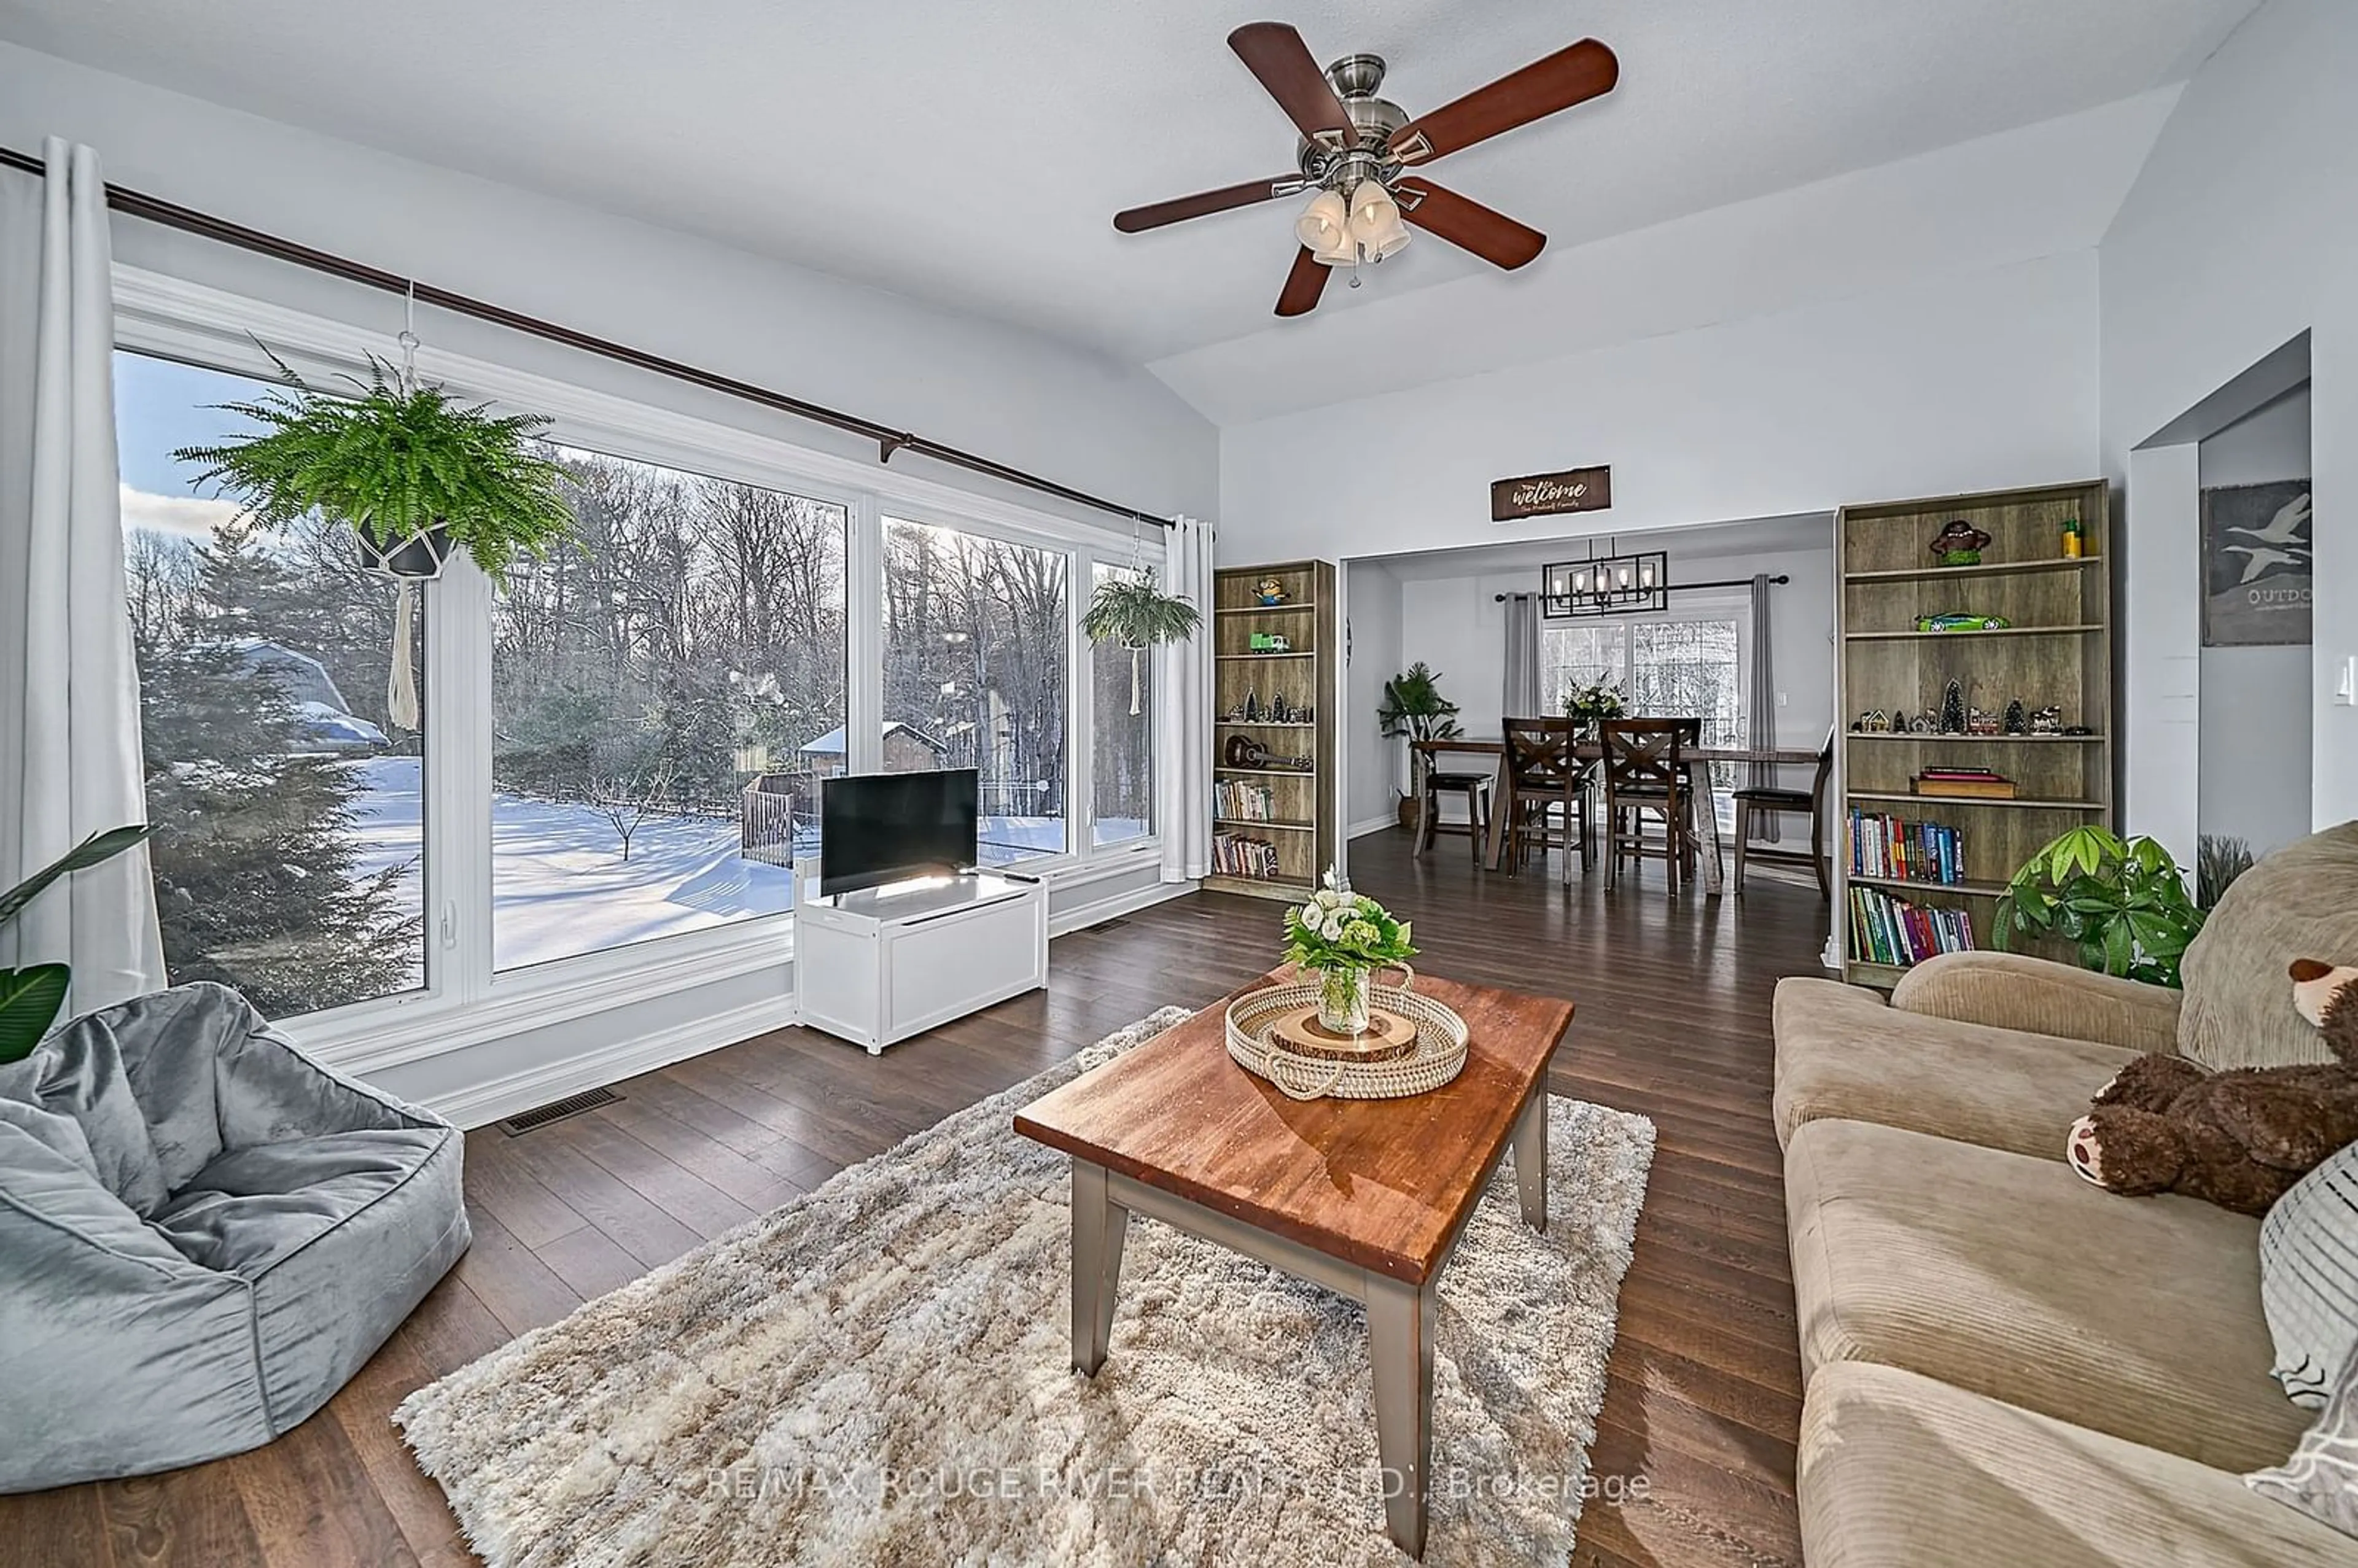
[1084, 917, 1132, 934]
[498, 1086, 621, 1136]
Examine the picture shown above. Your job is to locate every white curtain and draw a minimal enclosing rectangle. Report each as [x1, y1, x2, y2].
[1157, 514, 1215, 882]
[0, 139, 167, 1014]
[1501, 591, 1541, 718]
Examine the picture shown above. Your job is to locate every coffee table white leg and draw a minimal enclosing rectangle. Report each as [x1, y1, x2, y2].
[1514, 1090, 1549, 1230]
[1070, 1159, 1128, 1375]
[1368, 1274, 1434, 1559]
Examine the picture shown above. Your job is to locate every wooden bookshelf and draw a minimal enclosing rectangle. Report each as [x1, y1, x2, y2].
[1834, 479, 2115, 987]
[1205, 559, 1338, 902]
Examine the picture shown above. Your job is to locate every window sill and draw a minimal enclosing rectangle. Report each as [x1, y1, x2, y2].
[290, 915, 795, 1076]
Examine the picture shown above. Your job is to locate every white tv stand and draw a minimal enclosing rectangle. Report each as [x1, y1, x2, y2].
[795, 872, 1048, 1054]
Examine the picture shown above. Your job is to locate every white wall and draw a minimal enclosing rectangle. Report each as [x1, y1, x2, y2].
[2198, 386, 2313, 855]
[1343, 560, 1404, 833]
[2101, 0, 2358, 829]
[1218, 252, 2101, 567]
[0, 42, 1218, 529]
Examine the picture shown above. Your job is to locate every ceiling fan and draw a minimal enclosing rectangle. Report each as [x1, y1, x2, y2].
[1114, 23, 1619, 319]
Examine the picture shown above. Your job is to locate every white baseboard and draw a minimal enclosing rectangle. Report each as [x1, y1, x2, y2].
[1349, 814, 1404, 839]
[1049, 876, 1194, 937]
[427, 995, 801, 1130]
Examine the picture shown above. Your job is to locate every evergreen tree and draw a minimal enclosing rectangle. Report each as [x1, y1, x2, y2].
[139, 635, 421, 1019]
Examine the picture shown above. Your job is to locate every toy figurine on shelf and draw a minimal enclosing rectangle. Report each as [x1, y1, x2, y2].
[1253, 576, 1290, 606]
[2031, 705, 2066, 735]
[1241, 690, 1261, 721]
[2060, 516, 2084, 559]
[1939, 678, 1967, 735]
[2003, 699, 2028, 735]
[1853, 708, 1888, 734]
[1930, 519, 1993, 567]
[1916, 611, 2014, 633]
[1967, 707, 2003, 737]
[1907, 712, 1936, 734]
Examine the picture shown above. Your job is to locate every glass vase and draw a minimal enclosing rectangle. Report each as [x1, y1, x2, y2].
[1317, 964, 1372, 1036]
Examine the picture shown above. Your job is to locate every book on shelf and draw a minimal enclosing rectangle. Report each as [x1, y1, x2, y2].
[1848, 810, 1967, 884]
[1912, 767, 2017, 799]
[1210, 832, 1283, 880]
[1847, 884, 1977, 968]
[1213, 780, 1279, 822]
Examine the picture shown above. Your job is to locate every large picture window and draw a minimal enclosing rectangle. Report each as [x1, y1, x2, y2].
[490, 446, 846, 971]
[114, 351, 426, 1018]
[880, 518, 1068, 864]
[1542, 611, 1748, 801]
[112, 279, 1162, 1036]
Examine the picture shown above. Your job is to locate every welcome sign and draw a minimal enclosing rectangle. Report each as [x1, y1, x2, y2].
[1492, 465, 1612, 522]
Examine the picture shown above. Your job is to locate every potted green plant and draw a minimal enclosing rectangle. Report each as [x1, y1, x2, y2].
[1994, 825, 2207, 988]
[1377, 662, 1463, 828]
[1082, 570, 1200, 715]
[1, 825, 158, 1064]
[171, 352, 578, 586]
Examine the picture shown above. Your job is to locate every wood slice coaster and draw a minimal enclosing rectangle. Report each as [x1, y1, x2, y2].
[1260, 1003, 1421, 1063]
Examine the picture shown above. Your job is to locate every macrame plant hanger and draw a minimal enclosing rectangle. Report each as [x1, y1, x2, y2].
[383, 284, 425, 732]
[1125, 515, 1149, 715]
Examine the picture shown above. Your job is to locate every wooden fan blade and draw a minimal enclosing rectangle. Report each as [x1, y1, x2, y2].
[1390, 39, 1618, 166]
[1275, 247, 1329, 317]
[1229, 22, 1358, 149]
[1396, 178, 1546, 269]
[1115, 175, 1302, 233]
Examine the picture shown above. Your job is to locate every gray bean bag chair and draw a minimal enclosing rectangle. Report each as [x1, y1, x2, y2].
[0, 982, 469, 1491]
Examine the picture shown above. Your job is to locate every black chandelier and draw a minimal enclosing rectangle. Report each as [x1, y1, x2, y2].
[1540, 541, 1668, 618]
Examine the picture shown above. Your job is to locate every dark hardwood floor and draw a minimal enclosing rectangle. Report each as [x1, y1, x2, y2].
[7, 828, 1825, 1568]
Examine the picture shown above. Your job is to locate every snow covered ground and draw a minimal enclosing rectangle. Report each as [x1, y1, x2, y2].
[345, 758, 1107, 974]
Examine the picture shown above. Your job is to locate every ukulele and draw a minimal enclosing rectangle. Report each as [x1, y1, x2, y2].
[1224, 734, 1313, 771]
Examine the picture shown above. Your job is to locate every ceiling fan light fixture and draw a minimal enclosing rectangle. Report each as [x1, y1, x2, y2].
[1294, 189, 1353, 265]
[1347, 181, 1411, 261]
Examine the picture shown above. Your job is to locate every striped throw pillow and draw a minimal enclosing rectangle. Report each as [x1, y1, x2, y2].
[2263, 1139, 2358, 1408]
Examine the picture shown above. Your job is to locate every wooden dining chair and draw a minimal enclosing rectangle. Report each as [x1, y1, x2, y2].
[1415, 767, 1494, 863]
[1731, 728, 1835, 900]
[1600, 718, 1693, 895]
[1500, 717, 1593, 883]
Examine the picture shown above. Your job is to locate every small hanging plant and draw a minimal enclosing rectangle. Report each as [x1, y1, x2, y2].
[171, 349, 578, 589]
[1082, 572, 1202, 650]
[1083, 570, 1199, 716]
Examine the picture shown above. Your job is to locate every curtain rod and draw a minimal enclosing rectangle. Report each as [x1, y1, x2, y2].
[0, 142, 1173, 530]
[1495, 573, 1787, 602]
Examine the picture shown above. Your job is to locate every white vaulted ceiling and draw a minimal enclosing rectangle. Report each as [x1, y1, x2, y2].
[0, 0, 2254, 384]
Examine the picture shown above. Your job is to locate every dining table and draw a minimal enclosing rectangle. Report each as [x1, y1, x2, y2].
[1412, 735, 1821, 895]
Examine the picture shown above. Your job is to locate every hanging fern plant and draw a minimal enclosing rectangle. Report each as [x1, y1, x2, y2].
[170, 350, 578, 587]
[1082, 572, 1201, 649]
[1083, 570, 1199, 716]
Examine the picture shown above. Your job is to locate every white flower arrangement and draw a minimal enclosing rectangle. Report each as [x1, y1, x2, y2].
[1282, 867, 1415, 974]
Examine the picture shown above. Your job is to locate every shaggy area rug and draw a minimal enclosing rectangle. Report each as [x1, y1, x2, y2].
[397, 1008, 1656, 1567]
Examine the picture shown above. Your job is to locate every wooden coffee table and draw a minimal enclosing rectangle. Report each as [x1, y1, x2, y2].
[1013, 971, 1572, 1559]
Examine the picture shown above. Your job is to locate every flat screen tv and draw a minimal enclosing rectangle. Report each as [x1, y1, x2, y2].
[818, 768, 979, 896]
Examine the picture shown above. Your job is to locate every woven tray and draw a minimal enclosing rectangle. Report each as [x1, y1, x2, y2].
[1226, 979, 1469, 1101]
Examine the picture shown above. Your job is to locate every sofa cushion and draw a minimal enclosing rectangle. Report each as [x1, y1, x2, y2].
[1786, 1116, 2309, 1471]
[2262, 1138, 2358, 1407]
[1773, 976, 2139, 1159]
[152, 1127, 452, 1278]
[0, 1022, 169, 1215]
[1800, 1360, 2357, 1567]
[2182, 822, 2358, 1071]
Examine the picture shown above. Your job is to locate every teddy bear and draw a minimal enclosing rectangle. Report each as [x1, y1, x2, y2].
[2064, 959, 2358, 1216]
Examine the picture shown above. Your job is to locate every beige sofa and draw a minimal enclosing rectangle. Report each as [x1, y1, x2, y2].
[1775, 823, 2358, 1566]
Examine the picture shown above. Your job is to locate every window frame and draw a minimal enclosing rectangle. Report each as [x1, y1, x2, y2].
[112, 266, 1160, 1068]
[1081, 553, 1158, 850]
